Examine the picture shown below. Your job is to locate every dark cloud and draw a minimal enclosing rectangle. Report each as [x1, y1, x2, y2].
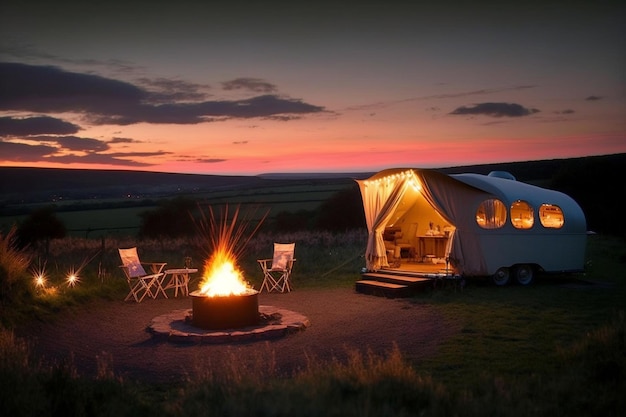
[450, 102, 540, 117]
[585, 95, 602, 101]
[0, 63, 324, 125]
[0, 62, 146, 114]
[0, 116, 80, 136]
[106, 150, 171, 159]
[14, 134, 110, 152]
[0, 128, 166, 165]
[137, 77, 211, 103]
[222, 78, 278, 93]
[174, 155, 228, 164]
[194, 158, 228, 164]
[43, 153, 155, 167]
[265, 115, 302, 121]
[48, 135, 110, 152]
[555, 109, 575, 114]
[108, 137, 139, 144]
[225, 95, 320, 117]
[0, 141, 57, 160]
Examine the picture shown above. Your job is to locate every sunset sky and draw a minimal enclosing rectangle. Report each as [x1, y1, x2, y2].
[1, 1, 624, 175]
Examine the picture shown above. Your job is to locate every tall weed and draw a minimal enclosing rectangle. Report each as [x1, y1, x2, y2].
[0, 226, 32, 308]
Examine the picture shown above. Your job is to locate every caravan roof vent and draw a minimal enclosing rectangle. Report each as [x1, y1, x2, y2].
[488, 171, 516, 181]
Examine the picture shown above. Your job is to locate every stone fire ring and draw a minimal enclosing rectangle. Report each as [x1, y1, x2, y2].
[148, 305, 310, 344]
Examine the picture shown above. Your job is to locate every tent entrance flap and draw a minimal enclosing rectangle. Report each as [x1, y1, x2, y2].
[357, 169, 456, 271]
[357, 171, 412, 271]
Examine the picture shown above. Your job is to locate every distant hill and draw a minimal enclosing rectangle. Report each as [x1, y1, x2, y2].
[421, 153, 625, 182]
[1, 153, 625, 235]
[0, 168, 356, 205]
[1, 152, 625, 204]
[264, 153, 626, 183]
[0, 168, 265, 202]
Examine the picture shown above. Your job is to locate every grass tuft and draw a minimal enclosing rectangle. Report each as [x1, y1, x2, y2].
[0, 227, 32, 307]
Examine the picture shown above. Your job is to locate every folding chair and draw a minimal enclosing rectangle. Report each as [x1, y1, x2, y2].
[258, 243, 296, 293]
[118, 247, 167, 302]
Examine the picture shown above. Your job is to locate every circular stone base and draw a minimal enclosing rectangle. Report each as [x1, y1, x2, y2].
[147, 305, 310, 344]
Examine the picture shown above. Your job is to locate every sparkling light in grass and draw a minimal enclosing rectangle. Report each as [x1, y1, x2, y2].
[64, 251, 101, 289]
[66, 268, 80, 288]
[35, 274, 46, 288]
[30, 261, 48, 289]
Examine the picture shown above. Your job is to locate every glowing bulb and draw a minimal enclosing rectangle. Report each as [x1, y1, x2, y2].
[31, 263, 48, 289]
[35, 274, 46, 287]
[66, 267, 80, 287]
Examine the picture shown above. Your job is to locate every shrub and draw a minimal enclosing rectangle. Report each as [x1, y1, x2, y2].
[0, 227, 32, 307]
[15, 206, 66, 252]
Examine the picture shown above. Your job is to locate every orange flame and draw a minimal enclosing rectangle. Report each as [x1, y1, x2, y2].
[196, 205, 267, 298]
[199, 245, 252, 297]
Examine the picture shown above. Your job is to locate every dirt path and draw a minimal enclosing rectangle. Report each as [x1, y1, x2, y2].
[17, 288, 458, 384]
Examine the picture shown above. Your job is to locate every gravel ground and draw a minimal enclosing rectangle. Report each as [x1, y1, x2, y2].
[16, 288, 458, 384]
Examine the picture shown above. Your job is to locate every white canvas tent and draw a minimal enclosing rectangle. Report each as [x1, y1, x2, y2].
[356, 168, 587, 284]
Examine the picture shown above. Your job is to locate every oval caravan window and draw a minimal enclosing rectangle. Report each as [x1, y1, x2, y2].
[539, 204, 564, 229]
[511, 200, 534, 229]
[476, 199, 506, 229]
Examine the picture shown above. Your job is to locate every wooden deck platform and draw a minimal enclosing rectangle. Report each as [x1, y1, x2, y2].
[355, 261, 463, 298]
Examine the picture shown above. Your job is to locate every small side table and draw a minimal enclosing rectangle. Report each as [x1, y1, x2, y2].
[162, 268, 198, 297]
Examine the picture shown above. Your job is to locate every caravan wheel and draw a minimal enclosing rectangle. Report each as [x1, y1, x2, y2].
[491, 267, 510, 286]
[514, 264, 534, 285]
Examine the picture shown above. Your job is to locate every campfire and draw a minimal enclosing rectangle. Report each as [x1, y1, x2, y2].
[190, 205, 266, 330]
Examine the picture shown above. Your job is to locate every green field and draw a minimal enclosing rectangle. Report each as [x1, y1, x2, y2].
[0, 181, 353, 237]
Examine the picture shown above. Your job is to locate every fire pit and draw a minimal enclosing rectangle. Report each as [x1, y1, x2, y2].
[191, 289, 260, 330]
[191, 247, 260, 330]
[190, 205, 272, 331]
